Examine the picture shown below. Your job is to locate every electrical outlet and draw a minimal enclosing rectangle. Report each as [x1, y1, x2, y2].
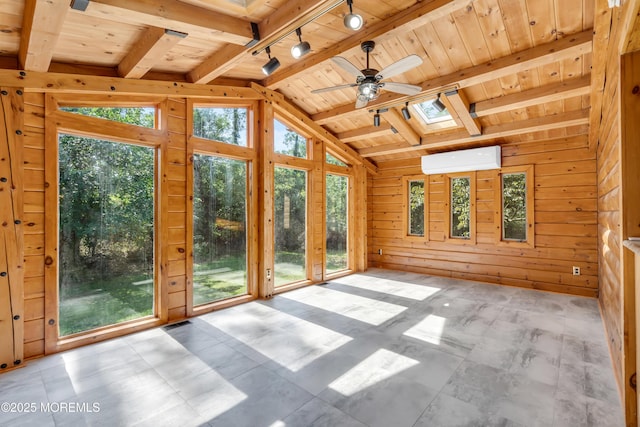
[378, 249, 382, 255]
[266, 268, 271, 279]
[572, 266, 580, 276]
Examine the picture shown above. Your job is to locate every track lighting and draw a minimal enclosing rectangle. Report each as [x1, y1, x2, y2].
[344, 0, 363, 31]
[433, 94, 446, 112]
[262, 46, 280, 76]
[291, 28, 311, 59]
[373, 111, 381, 127]
[401, 102, 411, 120]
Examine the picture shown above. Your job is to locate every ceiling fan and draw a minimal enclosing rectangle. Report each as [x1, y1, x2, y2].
[311, 40, 423, 109]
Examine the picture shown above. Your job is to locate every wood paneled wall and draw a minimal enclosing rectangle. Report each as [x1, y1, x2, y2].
[368, 134, 598, 297]
[592, 0, 640, 422]
[1, 84, 367, 363]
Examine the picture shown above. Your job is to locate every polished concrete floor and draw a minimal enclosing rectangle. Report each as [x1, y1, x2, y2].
[0, 269, 623, 426]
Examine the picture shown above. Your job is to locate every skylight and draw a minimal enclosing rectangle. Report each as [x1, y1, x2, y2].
[413, 98, 452, 124]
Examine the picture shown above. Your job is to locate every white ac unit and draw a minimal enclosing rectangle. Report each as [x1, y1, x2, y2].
[421, 145, 501, 175]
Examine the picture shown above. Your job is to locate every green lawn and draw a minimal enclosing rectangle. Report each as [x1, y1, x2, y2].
[59, 250, 348, 335]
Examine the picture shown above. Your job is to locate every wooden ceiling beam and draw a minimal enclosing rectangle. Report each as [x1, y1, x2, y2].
[188, 0, 337, 84]
[312, 30, 593, 124]
[250, 82, 377, 173]
[118, 28, 187, 79]
[262, 0, 468, 88]
[74, 0, 258, 46]
[444, 90, 481, 136]
[472, 75, 591, 117]
[337, 123, 392, 143]
[358, 109, 589, 158]
[383, 109, 421, 146]
[0, 69, 262, 99]
[19, 0, 70, 72]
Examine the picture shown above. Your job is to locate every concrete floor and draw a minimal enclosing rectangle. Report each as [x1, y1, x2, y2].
[0, 269, 623, 426]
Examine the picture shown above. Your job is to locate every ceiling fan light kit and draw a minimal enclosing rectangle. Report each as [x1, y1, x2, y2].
[311, 40, 423, 110]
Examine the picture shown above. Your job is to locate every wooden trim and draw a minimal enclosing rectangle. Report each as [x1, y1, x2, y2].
[251, 83, 378, 174]
[118, 27, 187, 79]
[262, 0, 468, 88]
[493, 165, 535, 249]
[621, 49, 640, 425]
[50, 110, 165, 148]
[43, 94, 59, 354]
[384, 109, 420, 146]
[359, 109, 590, 158]
[402, 175, 429, 241]
[312, 30, 593, 123]
[84, 0, 257, 46]
[158, 99, 170, 324]
[258, 101, 275, 298]
[444, 90, 482, 136]
[444, 172, 476, 245]
[19, 0, 69, 71]
[0, 87, 25, 369]
[0, 69, 264, 99]
[53, 94, 166, 106]
[191, 136, 257, 161]
[185, 99, 195, 317]
[337, 124, 393, 143]
[273, 153, 314, 170]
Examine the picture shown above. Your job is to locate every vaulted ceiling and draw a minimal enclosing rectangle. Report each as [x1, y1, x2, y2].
[0, 0, 594, 163]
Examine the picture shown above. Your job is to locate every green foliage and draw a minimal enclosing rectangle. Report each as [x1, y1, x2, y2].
[409, 180, 425, 236]
[326, 152, 347, 166]
[60, 106, 155, 128]
[502, 173, 527, 241]
[326, 174, 348, 272]
[274, 119, 307, 158]
[193, 107, 247, 146]
[451, 177, 470, 238]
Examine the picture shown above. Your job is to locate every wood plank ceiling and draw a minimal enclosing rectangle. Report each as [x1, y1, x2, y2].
[0, 0, 594, 163]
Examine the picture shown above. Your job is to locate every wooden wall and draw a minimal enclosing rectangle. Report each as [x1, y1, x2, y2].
[368, 134, 598, 297]
[592, 0, 640, 422]
[0, 77, 367, 363]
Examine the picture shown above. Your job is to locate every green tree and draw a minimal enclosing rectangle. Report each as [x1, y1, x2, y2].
[451, 177, 470, 238]
[503, 173, 527, 240]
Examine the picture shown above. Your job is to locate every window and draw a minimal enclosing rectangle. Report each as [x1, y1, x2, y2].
[445, 173, 475, 242]
[326, 152, 347, 166]
[192, 155, 248, 306]
[502, 173, 526, 241]
[405, 177, 427, 237]
[497, 166, 534, 246]
[326, 174, 348, 274]
[193, 106, 248, 146]
[274, 167, 307, 285]
[413, 98, 452, 124]
[60, 106, 156, 128]
[274, 118, 307, 158]
[451, 177, 471, 238]
[58, 134, 155, 336]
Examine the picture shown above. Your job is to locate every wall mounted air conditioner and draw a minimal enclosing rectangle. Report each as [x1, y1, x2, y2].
[421, 145, 501, 175]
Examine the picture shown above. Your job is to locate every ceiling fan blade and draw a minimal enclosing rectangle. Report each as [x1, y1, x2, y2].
[355, 97, 369, 109]
[331, 56, 365, 78]
[382, 82, 422, 96]
[376, 54, 423, 80]
[311, 83, 358, 94]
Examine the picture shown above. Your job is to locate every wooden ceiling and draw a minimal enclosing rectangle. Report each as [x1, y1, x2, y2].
[0, 0, 594, 163]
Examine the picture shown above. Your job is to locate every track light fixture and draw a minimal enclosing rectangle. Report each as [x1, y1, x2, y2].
[291, 28, 311, 59]
[433, 94, 446, 112]
[344, 0, 363, 31]
[401, 102, 411, 120]
[373, 111, 381, 127]
[262, 46, 280, 76]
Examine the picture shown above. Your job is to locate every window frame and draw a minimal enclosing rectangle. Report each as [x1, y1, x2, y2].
[45, 95, 164, 353]
[325, 171, 351, 276]
[494, 165, 535, 248]
[444, 172, 476, 244]
[403, 175, 429, 240]
[273, 114, 311, 160]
